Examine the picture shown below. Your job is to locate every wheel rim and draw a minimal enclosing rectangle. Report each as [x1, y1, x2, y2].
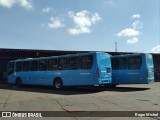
[55, 81, 61, 89]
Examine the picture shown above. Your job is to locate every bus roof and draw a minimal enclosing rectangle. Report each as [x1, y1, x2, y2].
[8, 52, 110, 62]
[112, 53, 151, 58]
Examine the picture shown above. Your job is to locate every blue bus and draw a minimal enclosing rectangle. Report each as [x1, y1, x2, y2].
[111, 53, 154, 86]
[7, 52, 112, 89]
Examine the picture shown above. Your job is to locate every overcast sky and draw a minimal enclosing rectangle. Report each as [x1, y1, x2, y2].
[0, 0, 159, 53]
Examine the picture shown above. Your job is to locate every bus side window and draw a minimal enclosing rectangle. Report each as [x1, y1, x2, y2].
[23, 61, 30, 71]
[48, 58, 57, 70]
[16, 62, 23, 72]
[79, 55, 93, 69]
[69, 57, 79, 70]
[58, 58, 68, 70]
[8, 62, 15, 75]
[30, 60, 38, 71]
[113, 58, 127, 70]
[39, 59, 47, 71]
[128, 56, 142, 70]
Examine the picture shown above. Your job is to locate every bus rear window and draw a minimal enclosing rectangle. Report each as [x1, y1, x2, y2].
[98, 53, 110, 66]
[146, 54, 153, 66]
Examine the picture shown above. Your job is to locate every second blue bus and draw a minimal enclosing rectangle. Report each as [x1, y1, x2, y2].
[111, 53, 154, 86]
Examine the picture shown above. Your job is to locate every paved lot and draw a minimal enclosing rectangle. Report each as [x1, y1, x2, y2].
[0, 82, 159, 120]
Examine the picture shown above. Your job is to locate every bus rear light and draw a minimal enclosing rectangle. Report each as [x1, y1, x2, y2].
[97, 68, 100, 79]
[107, 68, 111, 73]
[146, 68, 148, 77]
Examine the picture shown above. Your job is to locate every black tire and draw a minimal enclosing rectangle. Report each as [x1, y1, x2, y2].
[53, 78, 63, 89]
[8, 84, 14, 87]
[110, 84, 117, 88]
[105, 84, 117, 88]
[15, 78, 22, 87]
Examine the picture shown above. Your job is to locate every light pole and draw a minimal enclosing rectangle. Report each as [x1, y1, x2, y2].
[115, 42, 118, 52]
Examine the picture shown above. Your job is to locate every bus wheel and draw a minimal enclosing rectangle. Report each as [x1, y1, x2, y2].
[53, 78, 63, 89]
[15, 78, 22, 87]
[106, 84, 117, 88]
[110, 84, 117, 88]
